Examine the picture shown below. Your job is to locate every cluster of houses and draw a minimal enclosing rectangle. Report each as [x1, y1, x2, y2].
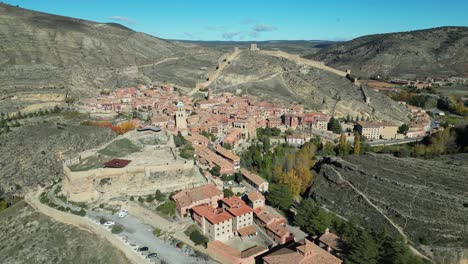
[82, 85, 331, 149]
[172, 178, 346, 264]
[354, 102, 431, 140]
[172, 179, 294, 245]
[172, 181, 343, 264]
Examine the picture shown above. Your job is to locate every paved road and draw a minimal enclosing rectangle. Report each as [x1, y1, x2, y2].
[87, 211, 217, 264]
[367, 136, 424, 146]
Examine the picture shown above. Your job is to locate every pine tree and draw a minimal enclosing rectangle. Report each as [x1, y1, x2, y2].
[354, 131, 361, 155]
[338, 133, 349, 156]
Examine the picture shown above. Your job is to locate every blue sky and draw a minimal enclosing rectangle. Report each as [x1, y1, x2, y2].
[5, 0, 468, 41]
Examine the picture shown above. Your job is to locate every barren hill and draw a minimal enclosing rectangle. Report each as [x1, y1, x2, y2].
[311, 154, 468, 262]
[0, 3, 222, 97]
[0, 3, 410, 122]
[310, 27, 468, 79]
[210, 49, 410, 122]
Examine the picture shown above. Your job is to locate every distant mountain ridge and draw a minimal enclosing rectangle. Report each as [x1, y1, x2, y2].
[310, 27, 468, 79]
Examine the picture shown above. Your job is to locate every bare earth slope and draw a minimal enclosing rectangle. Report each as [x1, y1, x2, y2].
[211, 50, 409, 122]
[0, 3, 222, 97]
[311, 27, 468, 79]
[311, 153, 468, 261]
[0, 121, 116, 195]
[0, 201, 128, 264]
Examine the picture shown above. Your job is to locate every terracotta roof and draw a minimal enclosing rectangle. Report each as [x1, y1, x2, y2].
[262, 238, 342, 264]
[266, 221, 290, 238]
[254, 207, 284, 226]
[215, 146, 240, 162]
[240, 244, 268, 258]
[103, 159, 131, 168]
[192, 205, 233, 224]
[240, 168, 267, 187]
[237, 225, 256, 237]
[221, 196, 253, 217]
[246, 191, 265, 202]
[319, 231, 344, 251]
[173, 184, 222, 208]
[208, 241, 240, 258]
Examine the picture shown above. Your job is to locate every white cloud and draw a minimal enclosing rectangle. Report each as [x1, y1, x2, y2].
[109, 16, 137, 25]
[252, 24, 278, 32]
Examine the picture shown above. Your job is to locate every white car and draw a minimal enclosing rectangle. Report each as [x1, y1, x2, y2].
[118, 209, 128, 218]
[103, 221, 115, 227]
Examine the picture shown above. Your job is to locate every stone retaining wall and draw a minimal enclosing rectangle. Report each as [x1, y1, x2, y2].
[25, 189, 145, 264]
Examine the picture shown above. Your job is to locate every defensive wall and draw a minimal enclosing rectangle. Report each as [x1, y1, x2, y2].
[25, 189, 144, 264]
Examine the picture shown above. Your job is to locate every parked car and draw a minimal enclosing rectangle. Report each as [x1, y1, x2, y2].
[118, 209, 128, 218]
[138, 246, 149, 252]
[146, 253, 158, 258]
[103, 221, 115, 227]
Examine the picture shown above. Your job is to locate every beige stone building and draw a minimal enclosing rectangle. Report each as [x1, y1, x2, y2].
[175, 101, 188, 131]
[221, 196, 254, 235]
[240, 168, 269, 193]
[355, 121, 398, 140]
[173, 184, 223, 217]
[355, 121, 381, 140]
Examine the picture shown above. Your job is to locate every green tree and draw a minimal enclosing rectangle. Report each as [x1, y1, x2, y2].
[223, 188, 234, 197]
[398, 124, 409, 135]
[210, 165, 221, 176]
[267, 184, 294, 211]
[146, 195, 155, 203]
[189, 230, 209, 247]
[294, 199, 333, 235]
[328, 117, 342, 134]
[174, 132, 186, 147]
[111, 224, 124, 234]
[345, 230, 379, 264]
[353, 131, 361, 155]
[234, 171, 243, 183]
[321, 142, 336, 156]
[155, 190, 165, 202]
[338, 133, 350, 156]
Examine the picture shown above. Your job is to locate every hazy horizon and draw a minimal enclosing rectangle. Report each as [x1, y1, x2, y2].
[4, 0, 468, 41]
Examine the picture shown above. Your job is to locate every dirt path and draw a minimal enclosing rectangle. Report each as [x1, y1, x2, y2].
[260, 50, 347, 77]
[137, 57, 181, 68]
[327, 165, 432, 261]
[213, 71, 283, 92]
[188, 47, 241, 95]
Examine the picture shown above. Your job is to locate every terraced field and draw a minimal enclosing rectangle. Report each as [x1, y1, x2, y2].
[311, 153, 468, 261]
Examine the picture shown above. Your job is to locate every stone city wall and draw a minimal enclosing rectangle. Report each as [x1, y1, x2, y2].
[25, 189, 144, 264]
[62, 161, 203, 202]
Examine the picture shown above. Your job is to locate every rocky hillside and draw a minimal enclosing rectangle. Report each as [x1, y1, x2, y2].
[0, 201, 128, 264]
[0, 121, 116, 196]
[0, 3, 222, 98]
[210, 50, 410, 122]
[310, 27, 468, 79]
[311, 154, 468, 262]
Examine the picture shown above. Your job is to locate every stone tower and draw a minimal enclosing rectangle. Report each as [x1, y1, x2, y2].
[175, 101, 187, 130]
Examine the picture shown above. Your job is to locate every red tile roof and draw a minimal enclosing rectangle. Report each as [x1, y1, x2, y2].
[240, 168, 267, 187]
[192, 205, 233, 224]
[103, 159, 131, 168]
[221, 196, 253, 217]
[238, 225, 256, 237]
[172, 184, 222, 208]
[247, 191, 265, 202]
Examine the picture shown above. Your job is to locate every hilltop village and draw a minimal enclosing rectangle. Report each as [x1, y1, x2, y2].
[31, 80, 433, 264]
